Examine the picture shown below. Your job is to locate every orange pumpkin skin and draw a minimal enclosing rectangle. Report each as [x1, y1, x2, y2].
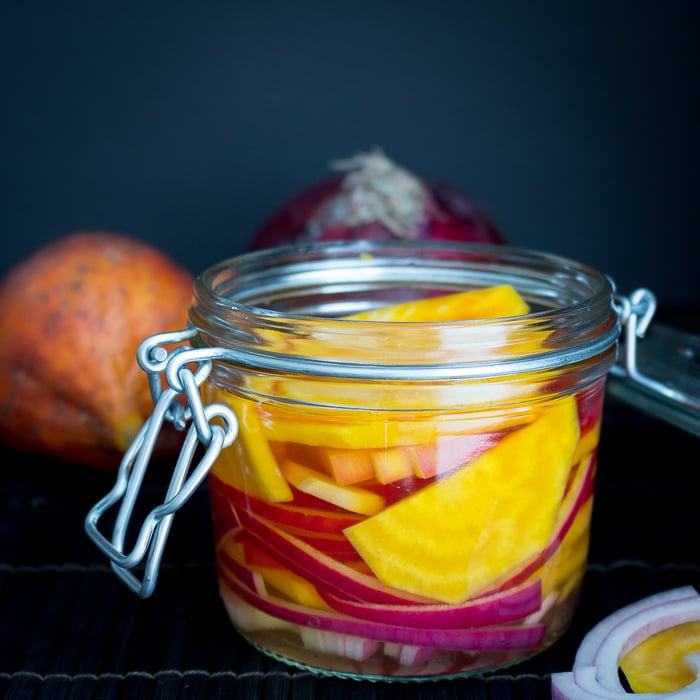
[0, 231, 195, 470]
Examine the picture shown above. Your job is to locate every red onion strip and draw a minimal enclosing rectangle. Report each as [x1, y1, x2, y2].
[231, 507, 546, 627]
[299, 627, 381, 661]
[315, 578, 543, 628]
[215, 547, 267, 596]
[219, 565, 547, 652]
[210, 474, 363, 533]
[234, 507, 433, 604]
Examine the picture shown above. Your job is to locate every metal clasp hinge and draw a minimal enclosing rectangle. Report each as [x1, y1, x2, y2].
[84, 328, 238, 598]
[611, 288, 700, 436]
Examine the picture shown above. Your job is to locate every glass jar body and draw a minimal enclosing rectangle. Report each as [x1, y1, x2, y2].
[190, 240, 619, 680]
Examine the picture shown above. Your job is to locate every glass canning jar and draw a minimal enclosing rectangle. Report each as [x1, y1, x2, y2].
[86, 239, 623, 681]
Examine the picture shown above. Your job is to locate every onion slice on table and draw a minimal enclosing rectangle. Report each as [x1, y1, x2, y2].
[550, 586, 700, 699]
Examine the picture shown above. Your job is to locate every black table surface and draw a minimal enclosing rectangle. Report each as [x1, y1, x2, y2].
[2, 291, 700, 700]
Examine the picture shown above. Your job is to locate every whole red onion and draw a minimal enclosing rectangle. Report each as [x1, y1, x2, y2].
[248, 149, 505, 250]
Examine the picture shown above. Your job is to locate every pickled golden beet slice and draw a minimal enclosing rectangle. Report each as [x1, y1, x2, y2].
[209, 392, 293, 503]
[346, 284, 530, 321]
[344, 396, 580, 603]
[619, 620, 700, 693]
[345, 283, 549, 360]
[259, 405, 534, 451]
[281, 459, 385, 516]
[539, 498, 592, 599]
[252, 565, 331, 610]
[233, 284, 545, 450]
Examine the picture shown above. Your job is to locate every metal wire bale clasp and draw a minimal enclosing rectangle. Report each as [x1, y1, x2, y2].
[611, 288, 700, 430]
[84, 328, 238, 598]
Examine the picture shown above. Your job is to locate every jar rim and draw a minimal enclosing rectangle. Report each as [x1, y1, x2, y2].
[189, 239, 620, 380]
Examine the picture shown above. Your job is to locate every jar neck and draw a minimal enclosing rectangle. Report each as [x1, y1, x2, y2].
[188, 240, 620, 381]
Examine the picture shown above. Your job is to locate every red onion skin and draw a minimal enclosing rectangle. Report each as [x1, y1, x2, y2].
[427, 181, 506, 244]
[249, 178, 346, 250]
[248, 155, 505, 250]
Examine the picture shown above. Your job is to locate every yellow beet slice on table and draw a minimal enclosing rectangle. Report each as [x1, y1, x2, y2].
[343, 396, 580, 603]
[619, 620, 700, 693]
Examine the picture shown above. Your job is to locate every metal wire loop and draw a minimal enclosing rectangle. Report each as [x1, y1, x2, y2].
[137, 327, 198, 374]
[613, 288, 656, 338]
[612, 287, 699, 413]
[84, 333, 241, 598]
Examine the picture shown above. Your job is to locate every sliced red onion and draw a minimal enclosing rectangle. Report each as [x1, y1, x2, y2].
[300, 627, 381, 661]
[235, 507, 434, 604]
[226, 509, 549, 630]
[210, 474, 363, 534]
[220, 566, 547, 652]
[316, 578, 543, 629]
[524, 590, 560, 625]
[384, 642, 440, 666]
[217, 454, 593, 615]
[551, 586, 700, 699]
[554, 659, 700, 699]
[252, 527, 361, 562]
[220, 582, 297, 634]
[215, 544, 267, 596]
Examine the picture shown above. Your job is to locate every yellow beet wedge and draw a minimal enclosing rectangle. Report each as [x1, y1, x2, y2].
[344, 396, 580, 603]
[346, 284, 530, 321]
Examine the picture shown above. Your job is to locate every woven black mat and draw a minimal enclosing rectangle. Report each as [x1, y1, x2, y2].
[1, 399, 698, 700]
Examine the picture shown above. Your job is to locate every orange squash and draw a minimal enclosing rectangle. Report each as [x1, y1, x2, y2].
[0, 231, 194, 470]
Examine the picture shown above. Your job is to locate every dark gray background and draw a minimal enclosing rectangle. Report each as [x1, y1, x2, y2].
[2, 1, 698, 305]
